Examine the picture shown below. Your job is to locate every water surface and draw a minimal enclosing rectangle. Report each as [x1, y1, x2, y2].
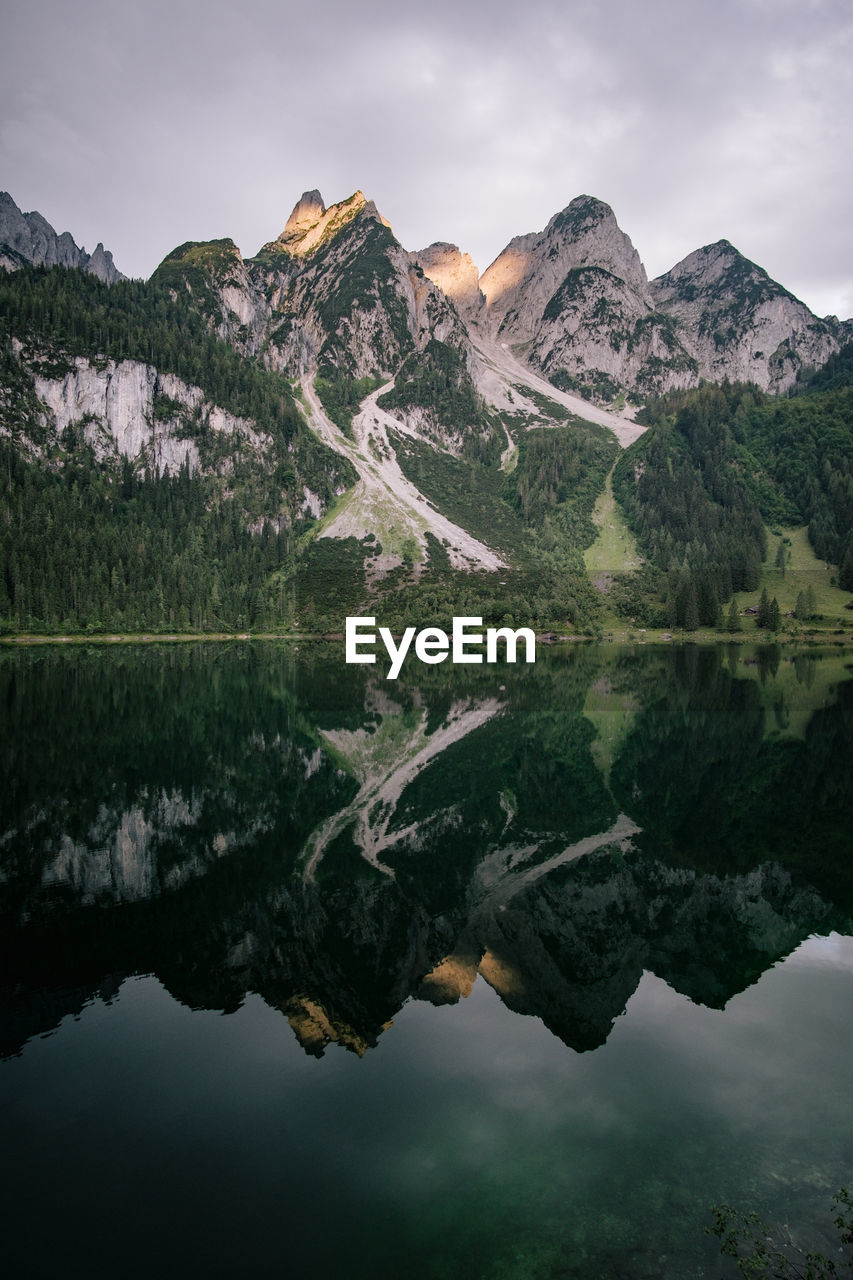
[2, 641, 852, 1278]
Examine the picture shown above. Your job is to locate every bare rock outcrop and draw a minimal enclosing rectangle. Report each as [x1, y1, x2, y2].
[650, 241, 845, 393]
[411, 241, 485, 316]
[479, 195, 697, 400]
[0, 190, 124, 283]
[28, 352, 268, 477]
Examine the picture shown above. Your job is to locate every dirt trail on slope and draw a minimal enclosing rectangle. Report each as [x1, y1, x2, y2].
[300, 376, 506, 572]
[472, 811, 641, 912]
[300, 694, 505, 880]
[472, 333, 647, 448]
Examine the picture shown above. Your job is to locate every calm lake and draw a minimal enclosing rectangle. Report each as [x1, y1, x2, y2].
[1, 641, 852, 1279]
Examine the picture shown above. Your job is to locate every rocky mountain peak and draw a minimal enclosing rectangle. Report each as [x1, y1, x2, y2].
[411, 241, 484, 313]
[0, 190, 124, 283]
[283, 190, 326, 237]
[479, 193, 649, 338]
[545, 193, 612, 234]
[651, 239, 788, 301]
[544, 194, 647, 294]
[650, 240, 840, 393]
[269, 189, 377, 257]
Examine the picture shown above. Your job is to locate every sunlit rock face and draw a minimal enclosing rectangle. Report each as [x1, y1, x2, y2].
[269, 189, 368, 257]
[281, 189, 326, 241]
[255, 190, 471, 381]
[152, 187, 474, 388]
[481, 197, 647, 329]
[478, 196, 698, 402]
[476, 194, 850, 404]
[411, 242, 484, 316]
[0, 190, 124, 282]
[650, 241, 845, 393]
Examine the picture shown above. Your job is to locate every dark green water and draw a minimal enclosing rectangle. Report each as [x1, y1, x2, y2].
[1, 641, 852, 1279]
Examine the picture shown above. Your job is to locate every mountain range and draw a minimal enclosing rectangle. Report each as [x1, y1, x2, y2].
[0, 191, 124, 283]
[1, 185, 851, 633]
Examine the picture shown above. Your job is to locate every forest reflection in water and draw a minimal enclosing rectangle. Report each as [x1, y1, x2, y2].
[1, 640, 852, 1279]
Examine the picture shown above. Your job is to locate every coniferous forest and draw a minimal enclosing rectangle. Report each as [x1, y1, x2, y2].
[1, 259, 852, 635]
[612, 372, 853, 627]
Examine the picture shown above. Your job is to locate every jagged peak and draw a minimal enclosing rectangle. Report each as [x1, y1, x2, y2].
[283, 189, 326, 237]
[411, 241, 483, 310]
[480, 193, 645, 317]
[265, 189, 391, 258]
[545, 194, 616, 239]
[651, 238, 809, 327]
[0, 189, 125, 282]
[654, 239, 780, 288]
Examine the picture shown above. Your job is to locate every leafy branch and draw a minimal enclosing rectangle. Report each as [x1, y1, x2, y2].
[708, 1189, 853, 1280]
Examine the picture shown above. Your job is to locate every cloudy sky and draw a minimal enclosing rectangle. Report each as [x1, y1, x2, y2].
[2, 0, 851, 318]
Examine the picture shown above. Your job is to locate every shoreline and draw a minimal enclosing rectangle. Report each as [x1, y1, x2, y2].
[2, 628, 852, 648]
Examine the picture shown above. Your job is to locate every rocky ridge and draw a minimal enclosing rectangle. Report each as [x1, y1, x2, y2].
[478, 194, 852, 400]
[157, 190, 473, 388]
[4, 184, 849, 409]
[156, 184, 850, 413]
[649, 239, 844, 391]
[0, 190, 124, 283]
[478, 195, 699, 402]
[5, 183, 851, 586]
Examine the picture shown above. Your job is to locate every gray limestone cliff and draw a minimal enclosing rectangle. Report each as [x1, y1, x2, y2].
[5, 340, 336, 519]
[475, 194, 850, 404]
[0, 191, 124, 283]
[29, 353, 262, 474]
[650, 240, 848, 393]
[479, 195, 698, 402]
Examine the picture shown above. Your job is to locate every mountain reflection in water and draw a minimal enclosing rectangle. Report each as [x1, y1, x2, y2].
[2, 641, 851, 1061]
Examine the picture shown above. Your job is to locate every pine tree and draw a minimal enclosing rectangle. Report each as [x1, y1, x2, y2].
[768, 596, 781, 631]
[727, 599, 742, 632]
[775, 541, 787, 577]
[757, 586, 770, 628]
[684, 583, 700, 631]
[839, 535, 853, 592]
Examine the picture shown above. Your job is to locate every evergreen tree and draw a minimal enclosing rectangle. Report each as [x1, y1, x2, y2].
[684, 583, 700, 630]
[727, 599, 742, 632]
[775, 541, 787, 576]
[840, 534, 853, 591]
[768, 596, 781, 631]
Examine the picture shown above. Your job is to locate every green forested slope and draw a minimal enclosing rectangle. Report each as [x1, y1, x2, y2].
[0, 264, 354, 633]
[612, 365, 853, 625]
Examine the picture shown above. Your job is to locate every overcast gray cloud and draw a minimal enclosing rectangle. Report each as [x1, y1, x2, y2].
[1, 0, 851, 318]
